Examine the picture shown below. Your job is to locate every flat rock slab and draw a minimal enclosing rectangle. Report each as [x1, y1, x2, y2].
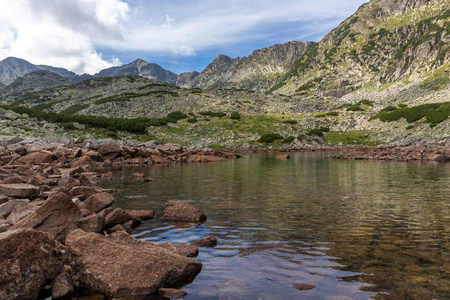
[0, 183, 39, 199]
[162, 200, 206, 223]
[0, 229, 63, 300]
[66, 230, 202, 298]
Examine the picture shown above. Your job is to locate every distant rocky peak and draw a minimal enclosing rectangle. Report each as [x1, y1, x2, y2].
[205, 55, 233, 72]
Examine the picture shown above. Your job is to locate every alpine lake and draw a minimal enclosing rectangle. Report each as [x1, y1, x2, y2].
[97, 152, 450, 300]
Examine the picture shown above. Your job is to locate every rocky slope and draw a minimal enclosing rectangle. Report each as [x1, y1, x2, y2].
[178, 41, 314, 91]
[271, 0, 450, 97]
[1, 70, 71, 95]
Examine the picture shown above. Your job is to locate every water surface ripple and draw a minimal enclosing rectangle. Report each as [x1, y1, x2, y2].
[98, 152, 450, 299]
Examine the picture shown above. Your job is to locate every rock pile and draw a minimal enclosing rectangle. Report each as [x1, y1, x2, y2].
[0, 141, 221, 299]
[327, 144, 450, 162]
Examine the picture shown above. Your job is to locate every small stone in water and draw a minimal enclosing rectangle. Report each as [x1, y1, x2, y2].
[293, 283, 316, 291]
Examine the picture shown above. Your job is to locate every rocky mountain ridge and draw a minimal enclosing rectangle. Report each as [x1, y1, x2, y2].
[0, 57, 179, 87]
[271, 0, 449, 96]
[177, 41, 314, 91]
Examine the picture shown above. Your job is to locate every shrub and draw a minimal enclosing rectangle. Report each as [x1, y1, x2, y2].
[326, 111, 339, 116]
[346, 104, 364, 111]
[230, 112, 241, 120]
[297, 134, 305, 141]
[258, 133, 283, 143]
[380, 106, 397, 112]
[282, 136, 295, 144]
[166, 111, 188, 123]
[187, 118, 198, 123]
[371, 102, 450, 126]
[307, 127, 329, 136]
[283, 120, 298, 124]
[199, 111, 226, 117]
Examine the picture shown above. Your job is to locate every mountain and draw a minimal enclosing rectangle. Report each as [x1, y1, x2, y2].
[2, 70, 70, 95]
[0, 57, 177, 86]
[270, 0, 450, 96]
[0, 57, 41, 85]
[0, 57, 84, 85]
[178, 41, 314, 91]
[95, 59, 179, 85]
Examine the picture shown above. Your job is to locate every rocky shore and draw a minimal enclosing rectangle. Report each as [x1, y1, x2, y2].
[0, 141, 237, 299]
[1, 140, 449, 299]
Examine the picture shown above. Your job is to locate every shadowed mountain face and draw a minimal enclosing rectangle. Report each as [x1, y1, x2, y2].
[94, 59, 179, 85]
[2, 70, 70, 95]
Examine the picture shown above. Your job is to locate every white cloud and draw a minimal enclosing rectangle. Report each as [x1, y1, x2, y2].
[0, 0, 368, 74]
[0, 0, 128, 74]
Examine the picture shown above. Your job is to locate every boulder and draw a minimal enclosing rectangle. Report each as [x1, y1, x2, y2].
[0, 199, 30, 218]
[162, 200, 207, 223]
[51, 267, 75, 300]
[79, 192, 115, 213]
[159, 288, 187, 298]
[11, 192, 81, 243]
[126, 209, 155, 221]
[17, 150, 56, 164]
[76, 213, 105, 233]
[0, 229, 64, 300]
[6, 201, 37, 224]
[104, 208, 135, 229]
[65, 230, 202, 298]
[160, 242, 199, 257]
[70, 155, 97, 168]
[191, 236, 218, 248]
[98, 144, 122, 158]
[70, 186, 103, 198]
[0, 183, 39, 199]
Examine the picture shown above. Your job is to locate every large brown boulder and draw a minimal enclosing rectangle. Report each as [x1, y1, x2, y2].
[126, 209, 155, 221]
[0, 183, 39, 199]
[17, 150, 56, 164]
[65, 230, 202, 298]
[76, 213, 105, 233]
[104, 208, 135, 229]
[0, 229, 64, 300]
[162, 200, 207, 222]
[79, 192, 115, 213]
[11, 192, 81, 243]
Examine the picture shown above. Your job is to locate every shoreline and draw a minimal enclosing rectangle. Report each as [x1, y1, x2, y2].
[0, 140, 448, 299]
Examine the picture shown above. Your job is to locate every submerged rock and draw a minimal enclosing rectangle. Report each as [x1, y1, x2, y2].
[162, 200, 207, 223]
[293, 283, 316, 291]
[191, 236, 218, 248]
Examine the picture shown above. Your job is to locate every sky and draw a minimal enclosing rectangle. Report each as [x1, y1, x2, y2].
[0, 0, 369, 75]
